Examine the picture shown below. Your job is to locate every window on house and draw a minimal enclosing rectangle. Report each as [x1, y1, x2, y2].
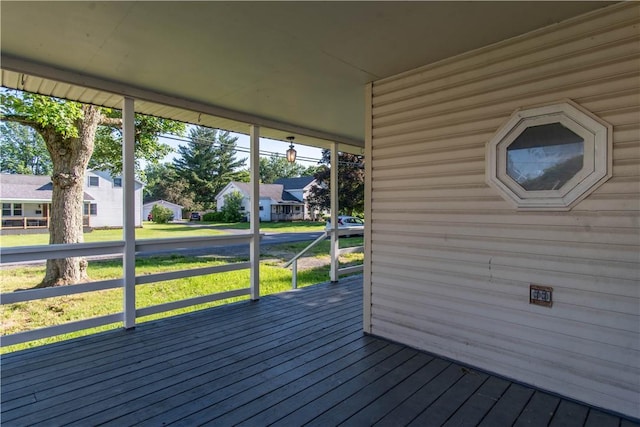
[84, 204, 98, 216]
[13, 203, 22, 216]
[239, 206, 245, 211]
[113, 178, 122, 187]
[295, 206, 301, 211]
[2, 203, 11, 216]
[259, 206, 264, 211]
[506, 123, 584, 191]
[89, 176, 99, 187]
[487, 101, 611, 210]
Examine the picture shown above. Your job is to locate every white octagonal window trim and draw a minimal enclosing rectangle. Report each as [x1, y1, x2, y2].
[487, 100, 612, 210]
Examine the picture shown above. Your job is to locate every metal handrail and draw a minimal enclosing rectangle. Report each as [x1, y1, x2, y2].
[283, 231, 329, 268]
[284, 228, 364, 289]
[283, 231, 329, 289]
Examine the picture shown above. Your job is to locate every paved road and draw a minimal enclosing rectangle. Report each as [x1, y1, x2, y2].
[1, 231, 326, 267]
[142, 231, 325, 258]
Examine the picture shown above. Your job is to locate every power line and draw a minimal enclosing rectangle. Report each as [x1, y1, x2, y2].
[160, 131, 365, 168]
[160, 132, 323, 164]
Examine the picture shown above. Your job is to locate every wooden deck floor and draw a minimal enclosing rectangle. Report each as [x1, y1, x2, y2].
[2, 276, 638, 427]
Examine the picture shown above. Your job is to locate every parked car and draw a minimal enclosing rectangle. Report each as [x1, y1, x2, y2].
[190, 212, 201, 221]
[325, 216, 364, 236]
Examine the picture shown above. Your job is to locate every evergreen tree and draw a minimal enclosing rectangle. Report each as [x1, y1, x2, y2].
[173, 126, 247, 210]
[143, 163, 195, 214]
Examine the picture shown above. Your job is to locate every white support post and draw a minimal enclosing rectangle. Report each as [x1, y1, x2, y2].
[249, 125, 260, 300]
[292, 259, 298, 289]
[122, 97, 136, 329]
[363, 82, 373, 334]
[330, 142, 339, 282]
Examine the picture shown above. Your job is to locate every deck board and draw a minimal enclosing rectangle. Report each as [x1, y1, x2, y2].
[1, 276, 638, 427]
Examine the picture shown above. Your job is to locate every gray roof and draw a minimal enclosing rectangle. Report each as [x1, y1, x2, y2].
[274, 176, 315, 190]
[0, 174, 94, 201]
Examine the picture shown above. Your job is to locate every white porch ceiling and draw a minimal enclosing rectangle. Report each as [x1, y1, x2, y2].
[0, 1, 614, 152]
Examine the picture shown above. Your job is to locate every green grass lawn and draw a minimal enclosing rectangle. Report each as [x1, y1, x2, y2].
[206, 220, 325, 233]
[1, 239, 363, 353]
[0, 221, 325, 248]
[262, 236, 364, 257]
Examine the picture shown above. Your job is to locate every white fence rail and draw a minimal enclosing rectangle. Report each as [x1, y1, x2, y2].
[1, 234, 255, 347]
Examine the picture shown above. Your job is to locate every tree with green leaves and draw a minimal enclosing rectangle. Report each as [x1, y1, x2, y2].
[307, 149, 364, 216]
[143, 163, 195, 214]
[173, 126, 247, 210]
[259, 154, 308, 183]
[0, 90, 185, 287]
[0, 122, 52, 175]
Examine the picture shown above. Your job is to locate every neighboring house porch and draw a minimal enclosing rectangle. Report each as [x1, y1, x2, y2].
[216, 181, 310, 222]
[0, 172, 143, 232]
[0, 174, 91, 232]
[273, 176, 324, 221]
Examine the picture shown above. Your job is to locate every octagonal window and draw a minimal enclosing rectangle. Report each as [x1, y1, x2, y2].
[487, 101, 611, 210]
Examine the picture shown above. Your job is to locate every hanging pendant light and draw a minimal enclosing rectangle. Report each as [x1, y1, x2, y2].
[286, 136, 297, 163]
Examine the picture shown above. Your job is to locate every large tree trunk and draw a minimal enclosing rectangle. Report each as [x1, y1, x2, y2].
[38, 105, 101, 287]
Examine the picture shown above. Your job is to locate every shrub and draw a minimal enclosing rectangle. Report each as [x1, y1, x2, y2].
[150, 204, 174, 224]
[203, 211, 224, 222]
[221, 191, 244, 222]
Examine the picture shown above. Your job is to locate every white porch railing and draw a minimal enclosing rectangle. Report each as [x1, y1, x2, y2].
[0, 216, 91, 230]
[0, 234, 255, 347]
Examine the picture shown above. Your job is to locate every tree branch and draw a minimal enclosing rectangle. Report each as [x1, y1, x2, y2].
[99, 117, 122, 127]
[0, 114, 41, 129]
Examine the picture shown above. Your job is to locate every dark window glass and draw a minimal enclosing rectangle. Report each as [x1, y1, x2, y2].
[13, 203, 22, 216]
[2, 203, 11, 216]
[507, 123, 584, 191]
[89, 176, 99, 187]
[113, 178, 122, 187]
[84, 204, 97, 215]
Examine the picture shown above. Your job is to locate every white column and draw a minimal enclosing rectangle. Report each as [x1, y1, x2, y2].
[330, 142, 339, 282]
[363, 82, 373, 333]
[122, 97, 136, 329]
[249, 125, 260, 300]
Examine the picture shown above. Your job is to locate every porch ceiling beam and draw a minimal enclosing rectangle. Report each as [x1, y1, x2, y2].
[1, 55, 364, 150]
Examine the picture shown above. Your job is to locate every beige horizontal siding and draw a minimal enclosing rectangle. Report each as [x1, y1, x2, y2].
[367, 2, 640, 419]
